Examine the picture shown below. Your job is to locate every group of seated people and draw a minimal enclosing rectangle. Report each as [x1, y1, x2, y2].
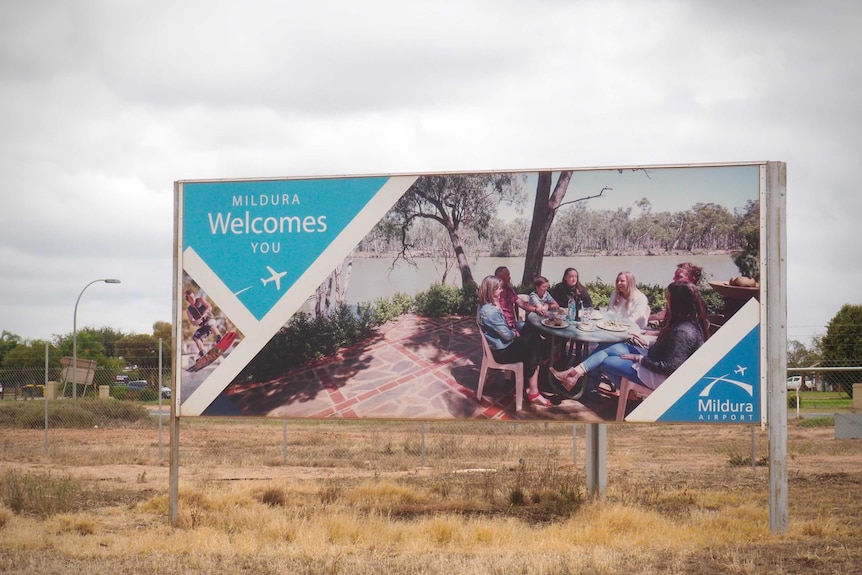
[477, 263, 710, 410]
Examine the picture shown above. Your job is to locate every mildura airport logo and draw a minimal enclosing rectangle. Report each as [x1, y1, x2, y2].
[696, 364, 757, 422]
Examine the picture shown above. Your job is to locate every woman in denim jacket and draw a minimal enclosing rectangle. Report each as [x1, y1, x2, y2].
[478, 275, 550, 407]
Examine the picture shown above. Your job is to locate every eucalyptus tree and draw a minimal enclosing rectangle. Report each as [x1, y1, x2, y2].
[387, 173, 526, 288]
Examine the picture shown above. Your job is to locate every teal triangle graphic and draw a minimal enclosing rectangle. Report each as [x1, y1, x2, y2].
[657, 325, 760, 423]
[183, 177, 390, 320]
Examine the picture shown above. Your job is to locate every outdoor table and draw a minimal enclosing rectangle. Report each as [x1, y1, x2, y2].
[527, 311, 633, 399]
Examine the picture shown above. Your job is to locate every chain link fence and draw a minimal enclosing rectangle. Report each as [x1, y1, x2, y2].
[0, 366, 168, 401]
[787, 364, 862, 395]
[0, 362, 858, 465]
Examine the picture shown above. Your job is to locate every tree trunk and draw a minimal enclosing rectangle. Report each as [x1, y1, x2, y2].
[521, 171, 572, 285]
[315, 251, 356, 316]
[315, 274, 332, 318]
[335, 255, 353, 308]
[447, 226, 475, 288]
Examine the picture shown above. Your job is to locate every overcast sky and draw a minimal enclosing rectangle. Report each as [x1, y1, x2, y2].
[1, 0, 859, 346]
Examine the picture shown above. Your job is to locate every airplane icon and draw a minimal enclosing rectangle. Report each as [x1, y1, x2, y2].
[734, 365, 748, 376]
[261, 266, 287, 290]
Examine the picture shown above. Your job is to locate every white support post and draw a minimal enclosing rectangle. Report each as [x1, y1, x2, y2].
[585, 423, 606, 497]
[765, 161, 788, 533]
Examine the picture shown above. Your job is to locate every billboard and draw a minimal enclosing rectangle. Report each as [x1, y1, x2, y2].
[174, 163, 770, 423]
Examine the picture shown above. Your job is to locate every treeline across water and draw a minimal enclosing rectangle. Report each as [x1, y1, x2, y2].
[359, 199, 757, 259]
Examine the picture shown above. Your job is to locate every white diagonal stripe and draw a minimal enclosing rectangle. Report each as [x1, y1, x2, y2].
[179, 175, 419, 416]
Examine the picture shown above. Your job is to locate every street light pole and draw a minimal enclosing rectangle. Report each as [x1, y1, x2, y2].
[72, 278, 121, 399]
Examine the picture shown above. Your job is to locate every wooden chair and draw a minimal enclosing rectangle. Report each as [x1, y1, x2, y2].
[477, 332, 524, 412]
[616, 377, 654, 421]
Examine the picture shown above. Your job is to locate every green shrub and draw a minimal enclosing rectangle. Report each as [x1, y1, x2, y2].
[414, 283, 463, 317]
[454, 284, 478, 316]
[370, 292, 414, 324]
[639, 284, 667, 314]
[587, 279, 614, 310]
[238, 304, 379, 382]
[787, 393, 802, 408]
[139, 388, 158, 401]
[699, 286, 725, 316]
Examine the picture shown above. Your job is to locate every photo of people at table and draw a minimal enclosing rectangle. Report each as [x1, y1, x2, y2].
[476, 262, 718, 419]
[197, 165, 760, 423]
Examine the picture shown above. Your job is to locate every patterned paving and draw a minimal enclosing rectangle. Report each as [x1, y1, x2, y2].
[222, 314, 616, 421]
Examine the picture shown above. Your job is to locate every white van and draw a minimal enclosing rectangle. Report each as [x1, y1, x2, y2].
[786, 375, 802, 390]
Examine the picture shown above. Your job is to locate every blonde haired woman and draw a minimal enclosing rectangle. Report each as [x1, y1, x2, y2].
[477, 275, 550, 407]
[608, 271, 651, 329]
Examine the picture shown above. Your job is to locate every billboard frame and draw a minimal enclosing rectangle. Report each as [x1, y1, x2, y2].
[168, 161, 787, 531]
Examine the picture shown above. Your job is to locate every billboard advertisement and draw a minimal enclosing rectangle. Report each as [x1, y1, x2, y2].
[174, 163, 767, 423]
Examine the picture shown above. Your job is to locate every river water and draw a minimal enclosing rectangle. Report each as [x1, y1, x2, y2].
[340, 254, 738, 305]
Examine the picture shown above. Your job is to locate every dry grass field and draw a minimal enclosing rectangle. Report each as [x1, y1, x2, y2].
[1, 413, 861, 574]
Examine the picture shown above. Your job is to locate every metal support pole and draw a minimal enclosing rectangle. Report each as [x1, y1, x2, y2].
[585, 423, 606, 497]
[765, 161, 788, 533]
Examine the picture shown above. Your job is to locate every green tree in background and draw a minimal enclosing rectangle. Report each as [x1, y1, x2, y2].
[2, 339, 59, 369]
[116, 334, 160, 368]
[56, 329, 109, 365]
[820, 304, 862, 396]
[787, 338, 822, 368]
[0, 330, 22, 366]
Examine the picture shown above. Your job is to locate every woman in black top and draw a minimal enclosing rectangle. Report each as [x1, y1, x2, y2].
[550, 267, 592, 311]
[599, 281, 710, 391]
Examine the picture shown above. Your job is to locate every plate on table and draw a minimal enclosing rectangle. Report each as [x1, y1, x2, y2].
[589, 311, 603, 320]
[596, 320, 628, 332]
[577, 322, 596, 332]
[542, 318, 569, 329]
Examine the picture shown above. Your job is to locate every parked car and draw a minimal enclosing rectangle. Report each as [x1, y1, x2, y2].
[160, 386, 171, 399]
[128, 380, 148, 391]
[786, 375, 803, 390]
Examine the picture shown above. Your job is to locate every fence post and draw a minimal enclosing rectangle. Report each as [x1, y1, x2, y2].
[572, 423, 577, 467]
[158, 338, 163, 461]
[44, 341, 49, 457]
[283, 420, 288, 465]
[751, 426, 756, 474]
[585, 423, 606, 497]
[420, 421, 426, 467]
